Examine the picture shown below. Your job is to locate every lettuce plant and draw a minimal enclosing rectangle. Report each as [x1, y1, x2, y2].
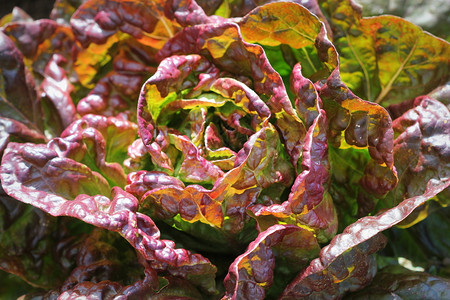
[0, 0, 449, 298]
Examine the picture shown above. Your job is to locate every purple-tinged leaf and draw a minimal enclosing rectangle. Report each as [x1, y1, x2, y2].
[318, 69, 395, 169]
[347, 265, 450, 299]
[382, 96, 450, 226]
[75, 39, 157, 118]
[2, 19, 75, 79]
[3, 19, 78, 136]
[165, 0, 226, 27]
[50, 0, 86, 25]
[61, 114, 138, 166]
[250, 83, 337, 242]
[223, 224, 320, 300]
[126, 170, 185, 200]
[281, 179, 449, 298]
[1, 142, 111, 202]
[70, 0, 179, 48]
[0, 117, 45, 157]
[0, 186, 81, 289]
[281, 235, 386, 299]
[55, 228, 158, 299]
[41, 54, 77, 130]
[0, 32, 43, 134]
[0, 173, 218, 294]
[0, 7, 33, 26]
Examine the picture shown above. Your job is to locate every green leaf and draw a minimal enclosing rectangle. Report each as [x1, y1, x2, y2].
[238, 2, 338, 81]
[330, 10, 450, 104]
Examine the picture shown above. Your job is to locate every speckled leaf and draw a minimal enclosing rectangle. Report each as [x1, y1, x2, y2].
[318, 69, 395, 169]
[70, 0, 178, 48]
[280, 179, 449, 298]
[250, 71, 337, 242]
[129, 125, 293, 244]
[347, 265, 450, 299]
[223, 224, 320, 300]
[238, 2, 338, 81]
[381, 96, 450, 227]
[0, 32, 43, 136]
[155, 22, 303, 138]
[323, 1, 450, 105]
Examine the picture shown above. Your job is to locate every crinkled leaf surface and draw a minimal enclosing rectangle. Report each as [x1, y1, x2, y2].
[0, 32, 43, 136]
[0, 187, 81, 289]
[2, 19, 79, 137]
[280, 179, 449, 298]
[0, 173, 218, 294]
[321, 0, 450, 104]
[250, 75, 338, 242]
[380, 97, 450, 226]
[70, 0, 178, 48]
[129, 124, 293, 248]
[223, 224, 320, 300]
[347, 265, 450, 299]
[1, 115, 138, 203]
[238, 2, 338, 81]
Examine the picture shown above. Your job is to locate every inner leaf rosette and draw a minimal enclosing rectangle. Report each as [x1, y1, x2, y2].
[133, 22, 300, 246]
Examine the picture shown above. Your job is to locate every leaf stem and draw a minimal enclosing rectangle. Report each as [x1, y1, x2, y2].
[302, 47, 317, 73]
[159, 16, 174, 38]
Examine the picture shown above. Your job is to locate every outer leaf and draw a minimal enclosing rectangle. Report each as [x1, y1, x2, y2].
[164, 0, 226, 27]
[55, 228, 157, 299]
[0, 7, 33, 26]
[2, 19, 75, 80]
[75, 38, 157, 118]
[322, 0, 450, 104]
[381, 97, 450, 226]
[318, 69, 395, 169]
[1, 142, 111, 201]
[280, 179, 449, 298]
[0, 32, 43, 135]
[1, 115, 137, 201]
[50, 0, 86, 25]
[318, 0, 362, 37]
[70, 0, 173, 97]
[0, 171, 218, 295]
[347, 265, 450, 299]
[196, 0, 329, 26]
[223, 224, 320, 300]
[3, 19, 78, 136]
[0, 187, 80, 289]
[0, 117, 45, 157]
[70, 0, 178, 48]
[368, 16, 449, 105]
